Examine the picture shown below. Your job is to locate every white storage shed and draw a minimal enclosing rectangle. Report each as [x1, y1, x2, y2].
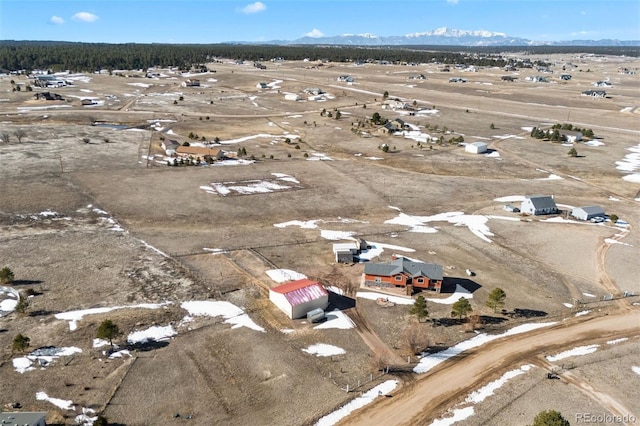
[269, 279, 329, 319]
[465, 142, 488, 154]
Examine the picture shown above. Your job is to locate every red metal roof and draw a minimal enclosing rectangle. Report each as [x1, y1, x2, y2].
[270, 279, 328, 307]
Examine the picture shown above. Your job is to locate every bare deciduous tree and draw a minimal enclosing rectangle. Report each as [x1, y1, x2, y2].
[401, 322, 430, 356]
[1, 132, 10, 144]
[14, 129, 26, 143]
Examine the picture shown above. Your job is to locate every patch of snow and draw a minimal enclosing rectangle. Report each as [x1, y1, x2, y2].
[582, 293, 596, 298]
[75, 407, 98, 425]
[356, 292, 415, 305]
[575, 310, 590, 317]
[414, 322, 556, 374]
[180, 300, 265, 332]
[607, 338, 628, 345]
[429, 407, 475, 426]
[358, 241, 416, 261]
[303, 343, 346, 357]
[274, 219, 320, 229]
[563, 303, 574, 308]
[315, 380, 398, 426]
[314, 310, 355, 330]
[127, 325, 176, 344]
[266, 269, 307, 283]
[108, 349, 131, 359]
[466, 364, 533, 404]
[632, 366, 640, 376]
[546, 344, 599, 362]
[321, 230, 356, 240]
[427, 284, 473, 305]
[604, 238, 633, 246]
[36, 391, 75, 410]
[494, 195, 525, 203]
[55, 302, 170, 331]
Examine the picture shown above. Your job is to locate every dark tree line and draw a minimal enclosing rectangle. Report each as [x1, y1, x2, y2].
[1, 41, 636, 73]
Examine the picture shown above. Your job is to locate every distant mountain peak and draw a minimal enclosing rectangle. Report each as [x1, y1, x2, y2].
[405, 27, 508, 39]
[339, 33, 379, 39]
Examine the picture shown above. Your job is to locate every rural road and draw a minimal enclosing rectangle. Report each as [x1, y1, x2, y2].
[339, 310, 639, 426]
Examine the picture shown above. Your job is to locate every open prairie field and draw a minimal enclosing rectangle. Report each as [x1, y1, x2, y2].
[0, 53, 638, 425]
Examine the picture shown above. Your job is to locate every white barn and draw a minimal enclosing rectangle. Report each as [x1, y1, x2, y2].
[269, 279, 329, 319]
[571, 206, 605, 221]
[465, 142, 488, 154]
[521, 195, 559, 216]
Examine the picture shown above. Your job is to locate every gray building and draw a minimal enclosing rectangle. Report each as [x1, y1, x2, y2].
[0, 412, 47, 426]
[521, 195, 558, 216]
[571, 206, 605, 221]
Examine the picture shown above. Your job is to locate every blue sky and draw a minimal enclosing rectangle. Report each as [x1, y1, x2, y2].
[1, 0, 638, 43]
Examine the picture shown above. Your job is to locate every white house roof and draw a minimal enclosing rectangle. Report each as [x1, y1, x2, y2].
[572, 206, 605, 215]
[333, 242, 359, 253]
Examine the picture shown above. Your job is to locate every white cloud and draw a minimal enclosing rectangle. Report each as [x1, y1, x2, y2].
[50, 16, 65, 25]
[305, 28, 324, 38]
[240, 2, 266, 14]
[446, 0, 460, 4]
[72, 12, 99, 23]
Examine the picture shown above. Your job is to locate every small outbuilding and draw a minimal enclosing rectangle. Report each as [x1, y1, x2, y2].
[571, 206, 606, 221]
[269, 279, 329, 320]
[465, 142, 488, 154]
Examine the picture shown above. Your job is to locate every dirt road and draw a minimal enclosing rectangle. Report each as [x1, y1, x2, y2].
[339, 310, 639, 426]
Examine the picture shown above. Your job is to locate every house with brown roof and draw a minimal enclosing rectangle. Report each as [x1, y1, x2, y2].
[175, 145, 225, 161]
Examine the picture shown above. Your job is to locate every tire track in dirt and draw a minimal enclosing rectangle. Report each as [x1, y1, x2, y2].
[532, 356, 637, 424]
[339, 310, 639, 426]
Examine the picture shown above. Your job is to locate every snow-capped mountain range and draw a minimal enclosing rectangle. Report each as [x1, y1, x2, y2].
[249, 27, 639, 47]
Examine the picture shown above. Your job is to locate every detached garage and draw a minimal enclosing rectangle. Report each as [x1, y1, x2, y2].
[465, 142, 488, 154]
[269, 279, 329, 319]
[571, 206, 605, 221]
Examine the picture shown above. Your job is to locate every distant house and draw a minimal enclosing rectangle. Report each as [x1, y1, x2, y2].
[521, 195, 559, 216]
[304, 88, 324, 96]
[501, 76, 517, 82]
[0, 412, 46, 426]
[337, 75, 354, 83]
[582, 90, 607, 98]
[33, 92, 63, 101]
[525, 76, 547, 83]
[269, 279, 329, 319]
[560, 74, 572, 80]
[81, 98, 96, 106]
[593, 81, 612, 87]
[560, 130, 583, 143]
[181, 79, 200, 87]
[363, 256, 443, 293]
[175, 145, 225, 161]
[256, 82, 269, 89]
[378, 118, 409, 134]
[284, 93, 301, 101]
[382, 99, 409, 110]
[571, 206, 605, 221]
[465, 142, 487, 154]
[449, 77, 466, 83]
[333, 239, 369, 263]
[161, 139, 181, 156]
[409, 74, 426, 80]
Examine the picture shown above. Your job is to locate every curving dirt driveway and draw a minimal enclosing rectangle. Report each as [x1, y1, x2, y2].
[339, 310, 639, 426]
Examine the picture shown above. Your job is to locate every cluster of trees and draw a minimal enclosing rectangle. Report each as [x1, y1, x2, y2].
[551, 123, 595, 138]
[320, 108, 342, 119]
[0, 129, 27, 144]
[410, 287, 507, 323]
[530, 124, 595, 142]
[6, 41, 621, 73]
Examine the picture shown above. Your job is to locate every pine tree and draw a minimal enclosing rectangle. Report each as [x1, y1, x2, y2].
[12, 334, 30, 353]
[410, 296, 429, 322]
[0, 266, 14, 284]
[97, 320, 121, 347]
[531, 410, 570, 426]
[486, 288, 507, 313]
[451, 297, 472, 319]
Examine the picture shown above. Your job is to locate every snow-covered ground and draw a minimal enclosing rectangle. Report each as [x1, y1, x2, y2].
[546, 344, 599, 362]
[430, 364, 534, 426]
[315, 380, 398, 426]
[414, 322, 556, 374]
[302, 343, 346, 356]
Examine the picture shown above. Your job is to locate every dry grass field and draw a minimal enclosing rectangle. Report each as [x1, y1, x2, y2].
[0, 53, 639, 426]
